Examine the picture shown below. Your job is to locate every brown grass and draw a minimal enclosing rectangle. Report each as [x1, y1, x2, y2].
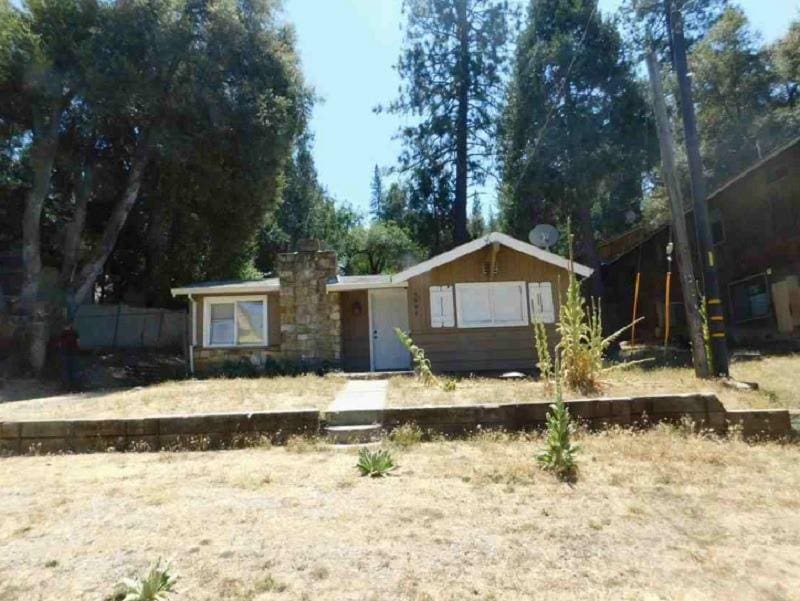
[0, 375, 342, 421]
[0, 429, 798, 599]
[388, 354, 800, 410]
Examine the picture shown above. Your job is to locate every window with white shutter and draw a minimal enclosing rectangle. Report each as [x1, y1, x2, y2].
[455, 282, 528, 328]
[528, 282, 556, 324]
[429, 286, 455, 328]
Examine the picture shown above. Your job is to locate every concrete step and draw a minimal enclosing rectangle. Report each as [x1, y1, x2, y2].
[325, 409, 384, 427]
[325, 424, 383, 445]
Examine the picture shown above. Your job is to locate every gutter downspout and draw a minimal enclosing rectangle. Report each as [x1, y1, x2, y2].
[188, 294, 196, 377]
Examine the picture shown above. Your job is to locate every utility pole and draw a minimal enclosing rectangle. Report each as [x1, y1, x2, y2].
[666, 0, 730, 377]
[645, 51, 711, 378]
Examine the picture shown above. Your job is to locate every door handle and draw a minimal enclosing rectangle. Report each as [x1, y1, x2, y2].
[372, 330, 378, 339]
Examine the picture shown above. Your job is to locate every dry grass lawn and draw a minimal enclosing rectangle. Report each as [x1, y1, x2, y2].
[0, 375, 342, 421]
[388, 354, 800, 410]
[0, 429, 798, 600]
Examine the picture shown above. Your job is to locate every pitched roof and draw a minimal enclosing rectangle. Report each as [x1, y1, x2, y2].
[391, 232, 593, 281]
[171, 277, 280, 296]
[171, 232, 592, 296]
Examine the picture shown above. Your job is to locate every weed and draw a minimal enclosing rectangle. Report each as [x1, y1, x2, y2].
[532, 320, 553, 391]
[537, 364, 579, 482]
[356, 448, 397, 477]
[285, 435, 324, 453]
[117, 558, 177, 601]
[388, 423, 424, 448]
[555, 225, 641, 394]
[255, 574, 288, 593]
[395, 329, 456, 392]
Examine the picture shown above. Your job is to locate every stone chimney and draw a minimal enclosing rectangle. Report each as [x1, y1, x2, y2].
[277, 239, 341, 366]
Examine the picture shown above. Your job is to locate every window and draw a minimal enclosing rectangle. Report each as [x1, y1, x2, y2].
[728, 274, 770, 323]
[455, 282, 527, 328]
[529, 282, 556, 323]
[429, 286, 455, 328]
[203, 296, 268, 347]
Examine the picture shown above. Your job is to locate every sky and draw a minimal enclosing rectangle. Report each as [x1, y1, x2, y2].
[282, 0, 800, 220]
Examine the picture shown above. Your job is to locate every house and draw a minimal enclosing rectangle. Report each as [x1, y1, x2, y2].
[171, 233, 592, 374]
[601, 137, 800, 347]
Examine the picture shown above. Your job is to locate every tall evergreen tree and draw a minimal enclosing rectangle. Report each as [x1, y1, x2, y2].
[256, 134, 360, 272]
[499, 0, 654, 293]
[468, 193, 486, 238]
[381, 0, 515, 246]
[369, 164, 384, 219]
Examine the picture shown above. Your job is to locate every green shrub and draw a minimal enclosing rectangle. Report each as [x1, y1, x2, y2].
[117, 559, 177, 601]
[537, 364, 579, 482]
[356, 447, 397, 477]
[395, 328, 456, 392]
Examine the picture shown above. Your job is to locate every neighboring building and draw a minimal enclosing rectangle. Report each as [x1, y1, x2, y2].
[601, 137, 800, 347]
[171, 234, 592, 374]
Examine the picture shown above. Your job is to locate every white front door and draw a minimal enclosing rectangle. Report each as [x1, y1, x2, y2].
[369, 288, 411, 371]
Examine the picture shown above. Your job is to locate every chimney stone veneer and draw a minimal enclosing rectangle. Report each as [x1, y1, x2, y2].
[277, 239, 341, 366]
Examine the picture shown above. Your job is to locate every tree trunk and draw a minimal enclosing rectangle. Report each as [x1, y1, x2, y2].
[20, 106, 62, 373]
[70, 135, 151, 307]
[453, 0, 470, 245]
[60, 161, 95, 300]
[646, 51, 710, 378]
[667, 2, 729, 377]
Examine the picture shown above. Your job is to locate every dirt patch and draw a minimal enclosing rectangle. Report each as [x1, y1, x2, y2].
[388, 354, 800, 410]
[0, 429, 798, 600]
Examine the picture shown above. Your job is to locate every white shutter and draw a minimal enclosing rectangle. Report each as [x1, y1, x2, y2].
[429, 286, 455, 328]
[529, 282, 556, 324]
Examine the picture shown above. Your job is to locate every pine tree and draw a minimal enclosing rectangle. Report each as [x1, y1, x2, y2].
[370, 165, 384, 219]
[381, 0, 515, 246]
[499, 0, 654, 295]
[468, 193, 486, 239]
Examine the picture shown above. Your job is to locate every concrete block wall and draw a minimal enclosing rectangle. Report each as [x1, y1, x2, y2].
[0, 410, 319, 454]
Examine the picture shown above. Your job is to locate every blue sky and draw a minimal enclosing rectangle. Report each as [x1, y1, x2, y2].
[282, 0, 800, 220]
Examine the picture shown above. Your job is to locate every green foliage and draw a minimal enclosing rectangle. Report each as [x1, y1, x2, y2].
[499, 0, 655, 252]
[344, 222, 421, 275]
[689, 7, 798, 187]
[256, 133, 361, 274]
[395, 328, 455, 392]
[1, 0, 309, 307]
[118, 559, 177, 601]
[356, 447, 397, 478]
[536, 364, 579, 482]
[532, 320, 553, 389]
[381, 0, 516, 244]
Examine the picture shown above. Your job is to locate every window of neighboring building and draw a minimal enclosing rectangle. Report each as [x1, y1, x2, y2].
[455, 282, 528, 328]
[728, 274, 771, 323]
[203, 296, 267, 347]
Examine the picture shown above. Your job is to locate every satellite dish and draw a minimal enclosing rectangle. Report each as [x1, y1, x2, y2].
[528, 224, 560, 250]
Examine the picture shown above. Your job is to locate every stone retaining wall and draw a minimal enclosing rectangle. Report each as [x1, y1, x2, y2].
[0, 410, 318, 455]
[383, 394, 788, 440]
[0, 395, 792, 456]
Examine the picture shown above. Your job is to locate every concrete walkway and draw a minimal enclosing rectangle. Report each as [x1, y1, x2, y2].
[327, 379, 388, 413]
